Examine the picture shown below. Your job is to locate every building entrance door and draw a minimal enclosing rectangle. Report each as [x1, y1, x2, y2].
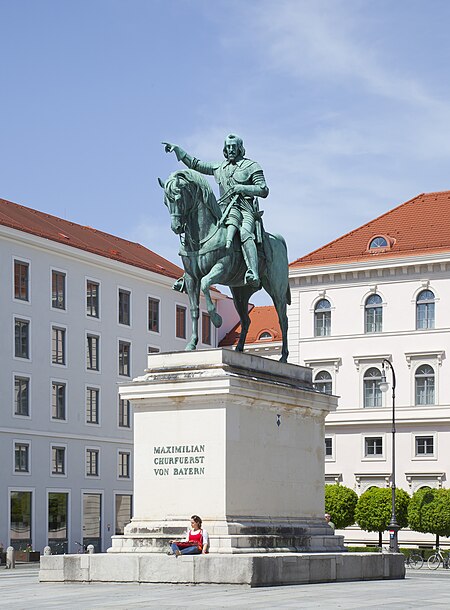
[10, 491, 32, 550]
[48, 492, 68, 554]
[82, 493, 102, 552]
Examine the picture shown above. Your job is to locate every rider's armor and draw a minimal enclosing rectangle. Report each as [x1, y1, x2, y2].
[175, 149, 268, 287]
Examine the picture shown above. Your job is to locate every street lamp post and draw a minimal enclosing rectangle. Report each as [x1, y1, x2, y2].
[379, 359, 400, 553]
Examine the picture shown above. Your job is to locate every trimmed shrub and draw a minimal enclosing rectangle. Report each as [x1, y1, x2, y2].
[408, 487, 450, 545]
[355, 487, 410, 545]
[325, 484, 358, 529]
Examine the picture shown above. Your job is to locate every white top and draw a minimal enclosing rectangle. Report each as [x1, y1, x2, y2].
[183, 528, 209, 545]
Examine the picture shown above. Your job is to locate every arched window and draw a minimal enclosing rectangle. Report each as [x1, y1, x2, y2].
[365, 294, 383, 333]
[314, 299, 331, 337]
[369, 236, 388, 249]
[258, 331, 272, 341]
[363, 367, 383, 408]
[415, 364, 435, 405]
[416, 289, 435, 329]
[314, 370, 332, 394]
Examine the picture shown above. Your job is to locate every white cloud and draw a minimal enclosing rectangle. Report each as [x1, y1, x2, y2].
[250, 0, 444, 111]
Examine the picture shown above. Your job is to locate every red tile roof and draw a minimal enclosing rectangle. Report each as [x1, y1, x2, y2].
[219, 305, 281, 346]
[0, 197, 184, 280]
[290, 191, 450, 269]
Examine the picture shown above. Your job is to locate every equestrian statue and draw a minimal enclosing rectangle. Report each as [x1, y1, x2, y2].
[160, 134, 290, 362]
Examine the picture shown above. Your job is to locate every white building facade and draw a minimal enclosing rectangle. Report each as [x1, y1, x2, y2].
[0, 198, 232, 554]
[288, 191, 450, 547]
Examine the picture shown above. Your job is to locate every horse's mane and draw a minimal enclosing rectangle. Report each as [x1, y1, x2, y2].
[165, 170, 222, 222]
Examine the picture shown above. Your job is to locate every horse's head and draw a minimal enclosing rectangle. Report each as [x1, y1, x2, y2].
[159, 171, 192, 235]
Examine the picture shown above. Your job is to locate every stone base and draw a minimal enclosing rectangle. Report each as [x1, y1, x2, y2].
[110, 517, 345, 554]
[39, 552, 405, 587]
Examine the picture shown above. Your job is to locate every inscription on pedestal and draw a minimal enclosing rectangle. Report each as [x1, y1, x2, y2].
[153, 444, 206, 476]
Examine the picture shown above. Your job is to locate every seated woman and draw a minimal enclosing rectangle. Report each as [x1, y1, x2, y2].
[169, 515, 209, 556]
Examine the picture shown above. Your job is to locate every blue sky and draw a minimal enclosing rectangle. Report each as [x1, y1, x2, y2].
[2, 0, 450, 303]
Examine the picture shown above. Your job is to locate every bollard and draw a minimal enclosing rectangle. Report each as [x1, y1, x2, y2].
[44, 546, 51, 556]
[6, 546, 15, 569]
[87, 545, 95, 554]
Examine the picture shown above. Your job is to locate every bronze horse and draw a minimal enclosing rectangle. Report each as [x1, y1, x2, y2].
[159, 169, 290, 362]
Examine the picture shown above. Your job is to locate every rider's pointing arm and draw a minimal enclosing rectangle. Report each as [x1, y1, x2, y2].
[163, 142, 215, 175]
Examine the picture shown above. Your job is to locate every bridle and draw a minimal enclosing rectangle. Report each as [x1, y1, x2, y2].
[165, 178, 221, 250]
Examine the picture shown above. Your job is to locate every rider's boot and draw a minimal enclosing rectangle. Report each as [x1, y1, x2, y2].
[242, 239, 260, 288]
[226, 225, 237, 249]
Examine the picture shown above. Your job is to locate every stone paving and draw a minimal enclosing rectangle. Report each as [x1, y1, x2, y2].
[2, 565, 450, 609]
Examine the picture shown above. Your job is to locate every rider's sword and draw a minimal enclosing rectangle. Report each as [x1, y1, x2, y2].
[218, 194, 240, 226]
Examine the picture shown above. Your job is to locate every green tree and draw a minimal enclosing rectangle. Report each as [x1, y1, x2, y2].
[325, 484, 358, 529]
[408, 487, 434, 534]
[408, 488, 450, 548]
[355, 486, 410, 547]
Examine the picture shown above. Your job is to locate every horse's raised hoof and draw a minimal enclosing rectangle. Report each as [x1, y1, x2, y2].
[185, 342, 197, 351]
[211, 312, 222, 328]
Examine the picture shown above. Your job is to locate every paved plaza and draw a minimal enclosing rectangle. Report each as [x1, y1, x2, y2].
[2, 565, 450, 609]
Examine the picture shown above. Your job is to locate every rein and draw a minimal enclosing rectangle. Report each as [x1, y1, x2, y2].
[174, 182, 222, 251]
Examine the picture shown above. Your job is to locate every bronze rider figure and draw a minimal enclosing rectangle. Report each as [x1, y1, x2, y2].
[163, 134, 268, 288]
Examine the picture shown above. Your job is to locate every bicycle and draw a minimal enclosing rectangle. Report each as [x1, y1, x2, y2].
[427, 548, 450, 570]
[404, 551, 424, 569]
[74, 540, 87, 553]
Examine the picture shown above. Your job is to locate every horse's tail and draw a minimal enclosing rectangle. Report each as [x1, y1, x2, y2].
[271, 233, 291, 305]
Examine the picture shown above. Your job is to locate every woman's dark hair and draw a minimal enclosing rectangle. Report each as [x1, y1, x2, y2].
[191, 515, 202, 527]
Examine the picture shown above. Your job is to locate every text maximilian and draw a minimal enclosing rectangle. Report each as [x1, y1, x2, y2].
[153, 444, 205, 454]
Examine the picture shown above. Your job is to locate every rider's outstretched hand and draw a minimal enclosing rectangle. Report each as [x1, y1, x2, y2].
[162, 142, 178, 154]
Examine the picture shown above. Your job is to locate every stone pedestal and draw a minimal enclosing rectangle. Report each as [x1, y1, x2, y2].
[39, 349, 405, 585]
[110, 349, 344, 554]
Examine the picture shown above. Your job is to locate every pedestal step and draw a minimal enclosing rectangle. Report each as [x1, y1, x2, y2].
[39, 552, 405, 587]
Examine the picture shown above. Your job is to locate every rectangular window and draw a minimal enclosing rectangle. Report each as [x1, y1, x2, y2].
[14, 260, 29, 301]
[52, 327, 66, 365]
[86, 280, 99, 318]
[118, 452, 130, 478]
[365, 307, 383, 333]
[52, 270, 66, 309]
[48, 492, 68, 554]
[119, 399, 130, 428]
[325, 437, 333, 458]
[14, 376, 30, 416]
[415, 436, 434, 456]
[86, 387, 99, 424]
[10, 491, 32, 550]
[202, 312, 211, 345]
[14, 443, 29, 473]
[52, 382, 66, 420]
[86, 449, 99, 476]
[52, 446, 65, 474]
[118, 289, 131, 325]
[15, 318, 30, 359]
[119, 341, 131, 376]
[364, 436, 383, 457]
[115, 494, 132, 535]
[148, 346, 160, 355]
[148, 297, 160, 332]
[86, 334, 99, 371]
[176, 305, 186, 339]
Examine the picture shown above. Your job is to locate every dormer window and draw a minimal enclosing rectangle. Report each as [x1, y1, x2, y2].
[258, 331, 273, 341]
[369, 236, 388, 249]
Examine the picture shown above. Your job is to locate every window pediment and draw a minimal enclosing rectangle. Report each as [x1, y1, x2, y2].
[304, 357, 341, 373]
[353, 354, 392, 372]
[405, 351, 444, 368]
